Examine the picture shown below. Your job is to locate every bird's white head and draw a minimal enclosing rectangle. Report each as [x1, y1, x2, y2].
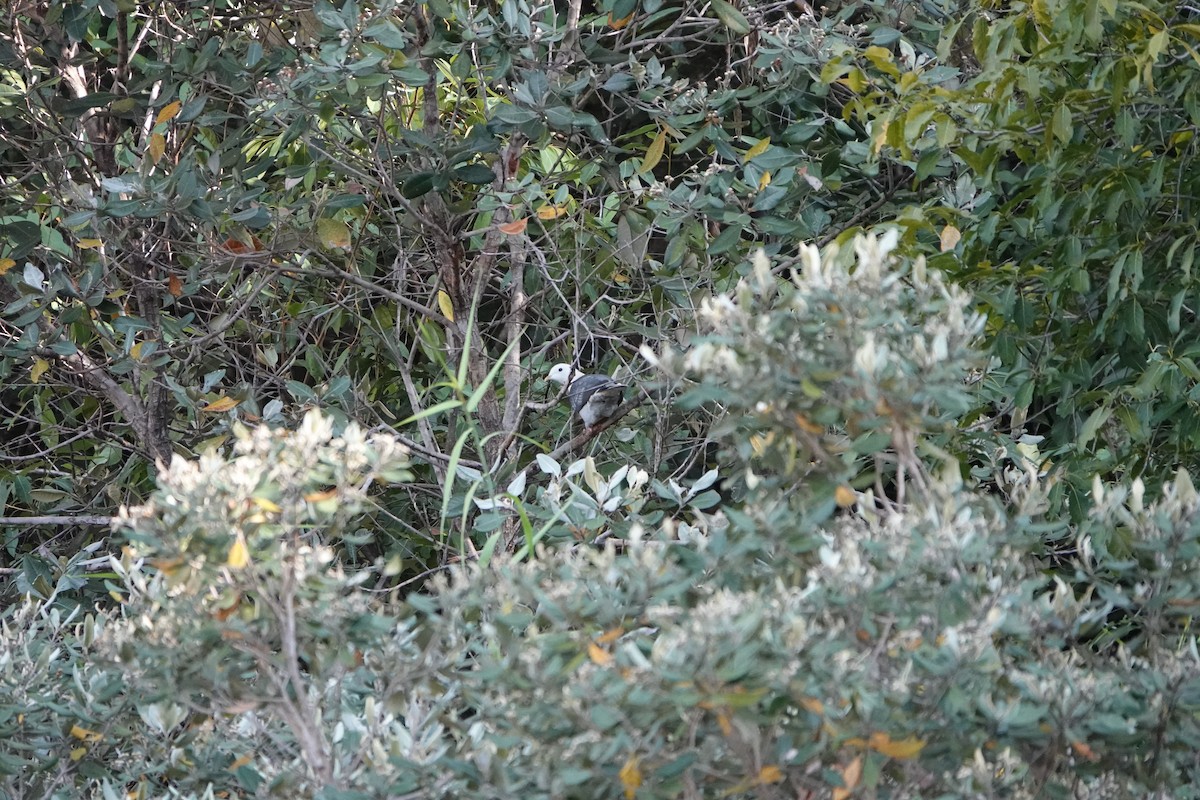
[547, 363, 582, 385]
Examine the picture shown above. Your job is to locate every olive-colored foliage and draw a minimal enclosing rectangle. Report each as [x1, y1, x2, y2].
[844, 0, 1200, 515]
[0, 0, 943, 594]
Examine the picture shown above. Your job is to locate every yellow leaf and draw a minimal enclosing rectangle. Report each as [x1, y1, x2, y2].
[840, 67, 867, 93]
[744, 137, 771, 162]
[1015, 440, 1040, 463]
[498, 218, 528, 235]
[202, 396, 240, 413]
[835, 485, 856, 507]
[638, 129, 666, 174]
[150, 556, 186, 575]
[437, 290, 455, 321]
[863, 45, 899, 77]
[832, 754, 862, 800]
[130, 340, 147, 360]
[70, 724, 103, 742]
[716, 708, 733, 736]
[77, 239, 103, 249]
[799, 696, 824, 715]
[1031, 0, 1052, 28]
[226, 535, 250, 569]
[148, 132, 166, 164]
[30, 357, 50, 384]
[757, 765, 783, 784]
[536, 204, 568, 220]
[588, 642, 613, 666]
[304, 488, 338, 503]
[612, 270, 629, 284]
[156, 101, 182, 124]
[316, 217, 352, 250]
[757, 170, 771, 190]
[619, 756, 642, 799]
[872, 119, 890, 155]
[69, 746, 88, 761]
[596, 627, 623, 645]
[793, 413, 823, 434]
[749, 432, 772, 456]
[868, 732, 926, 759]
[251, 496, 281, 513]
[940, 224, 961, 252]
[0, 258, 15, 275]
[228, 753, 254, 771]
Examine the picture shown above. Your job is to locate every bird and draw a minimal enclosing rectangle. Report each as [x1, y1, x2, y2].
[547, 363, 627, 430]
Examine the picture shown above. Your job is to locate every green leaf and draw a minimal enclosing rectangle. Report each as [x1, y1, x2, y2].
[1051, 104, 1073, 144]
[1077, 406, 1112, 451]
[398, 398, 463, 427]
[454, 163, 496, 184]
[364, 19, 408, 48]
[491, 105, 538, 126]
[0, 220, 42, 259]
[707, 0, 751, 35]
[326, 194, 366, 210]
[707, 223, 742, 256]
[60, 93, 121, 114]
[401, 172, 436, 198]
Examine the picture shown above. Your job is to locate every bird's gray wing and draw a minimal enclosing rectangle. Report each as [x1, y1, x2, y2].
[567, 375, 626, 426]
[566, 375, 622, 412]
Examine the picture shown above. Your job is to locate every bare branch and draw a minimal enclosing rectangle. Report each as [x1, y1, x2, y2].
[0, 515, 116, 527]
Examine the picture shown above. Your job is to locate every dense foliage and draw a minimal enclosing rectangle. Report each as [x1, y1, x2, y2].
[7, 238, 1200, 799]
[3, 0, 1200, 796]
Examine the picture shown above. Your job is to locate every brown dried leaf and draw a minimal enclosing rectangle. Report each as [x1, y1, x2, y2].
[148, 132, 166, 164]
[498, 218, 528, 235]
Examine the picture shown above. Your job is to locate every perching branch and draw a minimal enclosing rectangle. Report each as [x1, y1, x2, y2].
[547, 395, 642, 461]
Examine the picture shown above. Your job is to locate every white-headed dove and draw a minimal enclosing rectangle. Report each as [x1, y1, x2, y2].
[547, 363, 627, 429]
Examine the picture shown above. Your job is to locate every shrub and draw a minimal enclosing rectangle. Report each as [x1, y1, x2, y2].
[2, 236, 1198, 799]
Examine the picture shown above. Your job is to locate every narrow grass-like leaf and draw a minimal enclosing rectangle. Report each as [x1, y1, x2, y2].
[398, 398, 462, 427]
[439, 429, 473, 532]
